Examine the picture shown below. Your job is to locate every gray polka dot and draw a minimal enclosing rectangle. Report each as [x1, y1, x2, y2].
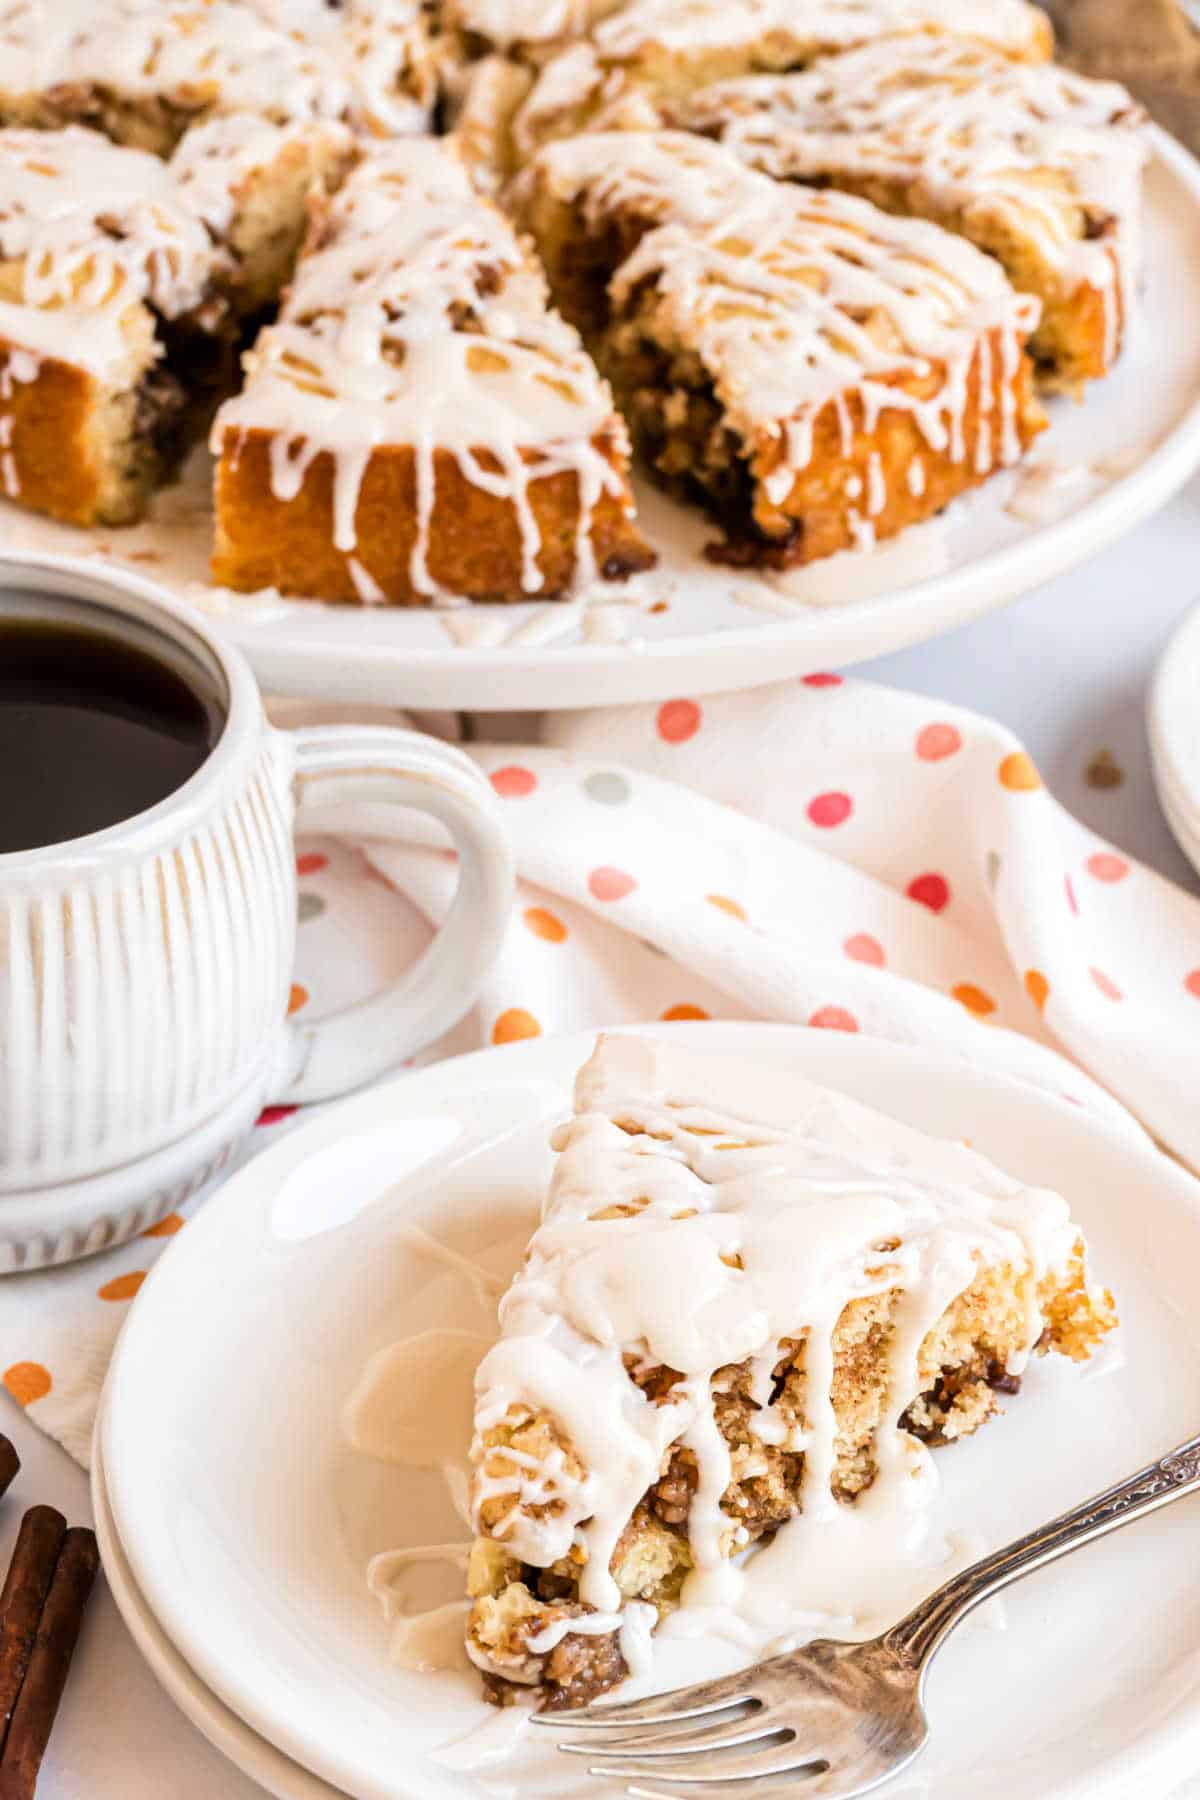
[584, 771, 632, 805]
[985, 851, 1002, 890]
[298, 891, 326, 924]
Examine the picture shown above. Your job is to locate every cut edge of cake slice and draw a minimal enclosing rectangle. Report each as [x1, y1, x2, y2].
[170, 114, 359, 317]
[515, 130, 1046, 569]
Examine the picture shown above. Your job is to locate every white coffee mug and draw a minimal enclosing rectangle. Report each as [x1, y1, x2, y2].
[0, 553, 514, 1268]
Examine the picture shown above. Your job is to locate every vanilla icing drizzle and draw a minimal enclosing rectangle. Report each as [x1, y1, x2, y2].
[0, 111, 357, 385]
[459, 0, 1048, 55]
[0, 125, 219, 378]
[471, 1035, 1088, 1617]
[523, 132, 1041, 517]
[0, 0, 435, 139]
[168, 111, 354, 240]
[676, 37, 1146, 371]
[212, 137, 635, 598]
[513, 0, 1052, 149]
[591, 0, 1051, 63]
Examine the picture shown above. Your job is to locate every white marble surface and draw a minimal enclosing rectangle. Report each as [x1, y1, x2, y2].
[3, 470, 1200, 1799]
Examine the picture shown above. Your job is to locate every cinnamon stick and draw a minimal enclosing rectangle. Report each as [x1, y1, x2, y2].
[0, 1443, 17, 1505]
[0, 1528, 99, 1799]
[0, 1511, 64, 1755]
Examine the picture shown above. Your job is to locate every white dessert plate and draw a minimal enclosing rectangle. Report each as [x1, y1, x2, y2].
[101, 1022, 1200, 1800]
[5, 130, 1200, 710]
[1149, 599, 1200, 881]
[90, 1413, 350, 1800]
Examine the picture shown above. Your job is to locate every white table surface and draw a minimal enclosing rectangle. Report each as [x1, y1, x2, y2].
[4, 470, 1200, 1800]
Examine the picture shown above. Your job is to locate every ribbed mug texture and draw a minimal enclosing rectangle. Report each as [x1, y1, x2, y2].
[0, 732, 295, 1190]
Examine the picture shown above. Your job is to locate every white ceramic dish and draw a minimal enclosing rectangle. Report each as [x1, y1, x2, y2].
[101, 1022, 1200, 1800]
[91, 1415, 350, 1800]
[1149, 599, 1200, 881]
[5, 131, 1200, 710]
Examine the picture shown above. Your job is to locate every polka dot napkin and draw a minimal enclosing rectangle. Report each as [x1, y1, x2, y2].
[5, 674, 1199, 1467]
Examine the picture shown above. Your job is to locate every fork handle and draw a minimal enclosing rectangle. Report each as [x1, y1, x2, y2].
[882, 1430, 1200, 1670]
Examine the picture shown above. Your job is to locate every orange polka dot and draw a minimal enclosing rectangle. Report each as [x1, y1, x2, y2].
[1024, 970, 1049, 1013]
[657, 699, 702, 743]
[916, 723, 962, 762]
[809, 1006, 859, 1032]
[1086, 852, 1129, 884]
[844, 933, 885, 967]
[953, 983, 997, 1017]
[98, 1271, 147, 1303]
[142, 1213, 183, 1238]
[1186, 970, 1200, 999]
[4, 1362, 51, 1407]
[492, 1008, 541, 1044]
[490, 765, 537, 799]
[998, 751, 1041, 792]
[588, 866, 637, 902]
[287, 983, 309, 1015]
[296, 852, 328, 877]
[524, 906, 567, 943]
[706, 894, 747, 921]
[1090, 967, 1123, 1002]
[661, 1003, 710, 1021]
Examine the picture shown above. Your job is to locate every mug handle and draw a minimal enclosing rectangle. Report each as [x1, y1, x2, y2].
[272, 725, 514, 1104]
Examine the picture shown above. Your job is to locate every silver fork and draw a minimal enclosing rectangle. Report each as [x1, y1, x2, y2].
[532, 1431, 1200, 1797]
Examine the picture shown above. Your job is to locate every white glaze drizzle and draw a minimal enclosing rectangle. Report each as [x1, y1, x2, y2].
[513, 0, 1051, 148]
[212, 138, 634, 598]
[471, 1035, 1093, 1620]
[168, 111, 354, 240]
[446, 0, 620, 51]
[484, 0, 1047, 56]
[0, 125, 218, 378]
[0, 0, 434, 139]
[0, 411, 17, 494]
[675, 38, 1146, 370]
[367, 1545, 474, 1671]
[591, 0, 1050, 63]
[523, 132, 1041, 512]
[1005, 453, 1104, 524]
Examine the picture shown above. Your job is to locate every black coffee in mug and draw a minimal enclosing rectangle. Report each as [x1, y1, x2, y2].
[0, 618, 225, 854]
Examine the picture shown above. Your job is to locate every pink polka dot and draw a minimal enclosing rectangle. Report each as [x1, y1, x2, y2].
[807, 791, 853, 829]
[844, 933, 885, 967]
[802, 672, 842, 688]
[915, 723, 962, 762]
[295, 852, 328, 877]
[906, 872, 950, 914]
[256, 1104, 298, 1127]
[1185, 971, 1200, 999]
[1089, 967, 1123, 1001]
[490, 765, 537, 799]
[809, 1006, 859, 1032]
[588, 866, 637, 902]
[1065, 873, 1079, 917]
[657, 699, 702, 743]
[1086, 852, 1129, 884]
